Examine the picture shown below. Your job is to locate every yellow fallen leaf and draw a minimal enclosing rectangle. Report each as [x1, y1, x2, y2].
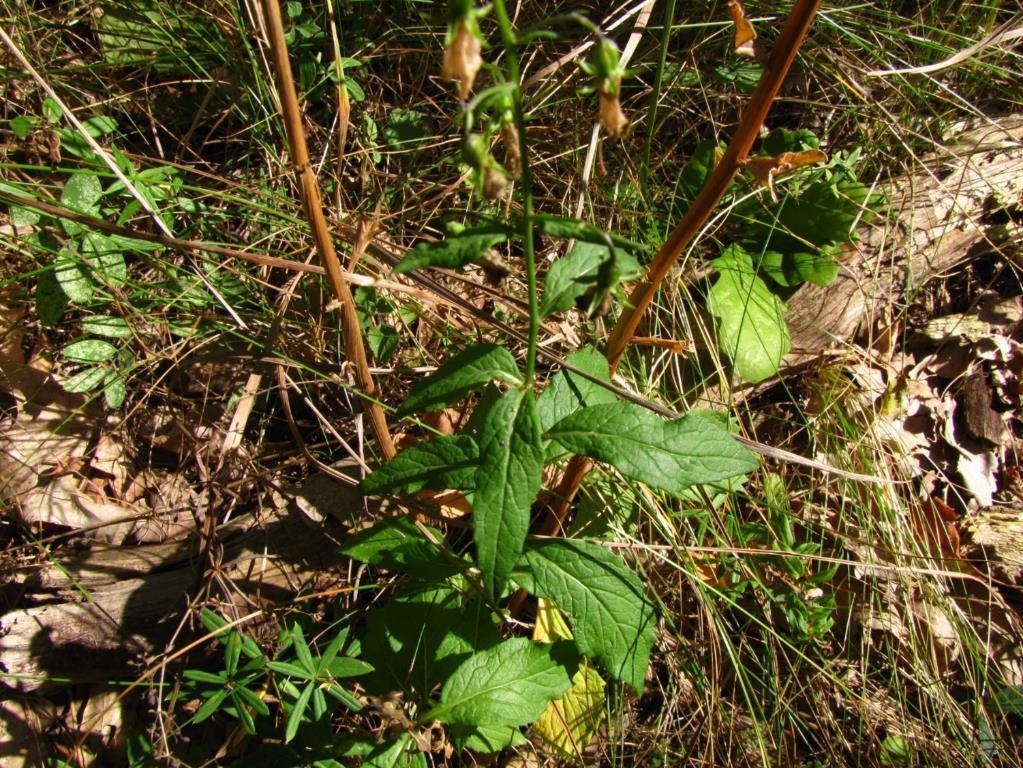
[533, 663, 605, 759]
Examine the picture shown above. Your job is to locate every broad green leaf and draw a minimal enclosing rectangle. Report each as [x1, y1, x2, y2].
[462, 382, 502, 442]
[713, 60, 763, 91]
[758, 249, 838, 288]
[335, 734, 378, 758]
[42, 97, 62, 123]
[540, 241, 605, 318]
[536, 347, 616, 436]
[82, 233, 127, 287]
[54, 248, 93, 303]
[535, 215, 645, 253]
[995, 686, 1023, 717]
[707, 245, 790, 383]
[548, 402, 758, 496]
[104, 376, 128, 411]
[10, 116, 34, 139]
[761, 127, 820, 155]
[533, 663, 606, 758]
[398, 343, 520, 416]
[359, 435, 478, 496]
[675, 140, 724, 204]
[394, 228, 508, 273]
[449, 724, 528, 753]
[425, 638, 573, 727]
[0, 181, 41, 227]
[60, 173, 103, 236]
[751, 180, 879, 254]
[473, 389, 544, 598]
[105, 374, 127, 407]
[82, 315, 132, 338]
[366, 324, 399, 362]
[366, 734, 426, 768]
[384, 108, 427, 150]
[540, 241, 641, 319]
[63, 339, 118, 364]
[340, 516, 452, 575]
[519, 540, 655, 691]
[360, 583, 500, 699]
[36, 270, 67, 326]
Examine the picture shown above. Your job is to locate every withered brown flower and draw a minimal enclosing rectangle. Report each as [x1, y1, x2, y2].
[599, 84, 630, 139]
[482, 165, 508, 200]
[442, 19, 482, 100]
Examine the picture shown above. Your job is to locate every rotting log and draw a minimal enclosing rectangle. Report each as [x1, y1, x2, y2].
[783, 117, 1023, 368]
[0, 477, 359, 693]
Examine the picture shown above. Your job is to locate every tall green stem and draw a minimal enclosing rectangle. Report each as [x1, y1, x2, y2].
[492, 0, 539, 385]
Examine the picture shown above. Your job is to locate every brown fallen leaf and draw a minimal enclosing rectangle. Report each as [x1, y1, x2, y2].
[910, 495, 960, 559]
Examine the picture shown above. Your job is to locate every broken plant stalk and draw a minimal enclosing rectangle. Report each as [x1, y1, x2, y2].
[541, 0, 823, 543]
[260, 0, 396, 460]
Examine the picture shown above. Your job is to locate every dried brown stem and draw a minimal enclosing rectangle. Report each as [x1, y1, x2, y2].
[605, 0, 821, 369]
[259, 0, 395, 460]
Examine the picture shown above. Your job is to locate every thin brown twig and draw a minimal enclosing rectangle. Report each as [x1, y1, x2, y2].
[259, 0, 396, 460]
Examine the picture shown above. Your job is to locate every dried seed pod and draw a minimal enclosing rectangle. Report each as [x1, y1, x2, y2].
[501, 120, 521, 178]
[442, 18, 482, 100]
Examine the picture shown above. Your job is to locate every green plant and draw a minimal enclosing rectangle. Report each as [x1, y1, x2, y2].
[674, 129, 883, 383]
[179, 610, 368, 746]
[336, 2, 766, 759]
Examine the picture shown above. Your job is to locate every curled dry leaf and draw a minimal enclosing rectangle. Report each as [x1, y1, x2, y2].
[18, 475, 138, 544]
[442, 19, 482, 100]
[727, 0, 758, 58]
[598, 85, 630, 139]
[744, 149, 828, 202]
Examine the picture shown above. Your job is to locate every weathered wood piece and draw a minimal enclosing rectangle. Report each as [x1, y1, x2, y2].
[784, 117, 1023, 366]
